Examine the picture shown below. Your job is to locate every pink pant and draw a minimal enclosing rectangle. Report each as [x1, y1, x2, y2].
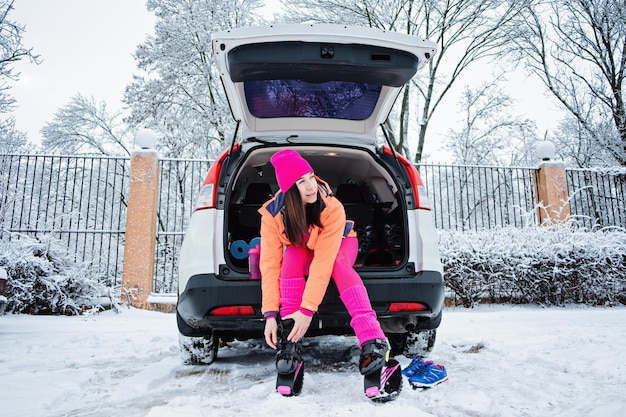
[279, 236, 385, 346]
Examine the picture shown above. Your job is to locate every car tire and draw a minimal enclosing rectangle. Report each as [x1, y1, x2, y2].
[388, 328, 437, 358]
[387, 310, 442, 358]
[403, 328, 437, 358]
[179, 332, 219, 365]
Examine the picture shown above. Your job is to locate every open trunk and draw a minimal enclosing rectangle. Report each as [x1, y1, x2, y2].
[224, 145, 408, 274]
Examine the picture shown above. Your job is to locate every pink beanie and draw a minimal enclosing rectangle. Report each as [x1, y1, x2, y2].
[270, 149, 314, 193]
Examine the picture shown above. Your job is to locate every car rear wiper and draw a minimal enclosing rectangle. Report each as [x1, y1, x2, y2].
[247, 136, 277, 144]
[246, 135, 298, 144]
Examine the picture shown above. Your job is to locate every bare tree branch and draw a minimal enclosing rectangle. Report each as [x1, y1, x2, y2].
[509, 0, 626, 166]
[279, 0, 530, 162]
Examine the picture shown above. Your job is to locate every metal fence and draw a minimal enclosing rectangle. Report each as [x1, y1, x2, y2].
[0, 154, 130, 286]
[1, 153, 625, 295]
[566, 167, 626, 229]
[417, 164, 538, 230]
[154, 158, 212, 293]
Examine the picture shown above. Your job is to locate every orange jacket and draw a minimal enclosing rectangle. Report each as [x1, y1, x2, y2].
[258, 178, 356, 314]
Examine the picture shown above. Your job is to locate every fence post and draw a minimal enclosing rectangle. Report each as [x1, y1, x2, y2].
[533, 141, 571, 226]
[121, 133, 160, 309]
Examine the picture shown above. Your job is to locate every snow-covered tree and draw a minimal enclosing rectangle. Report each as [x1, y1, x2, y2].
[509, 0, 626, 166]
[0, 0, 39, 148]
[124, 0, 264, 159]
[0, 117, 31, 153]
[0, 0, 39, 115]
[550, 112, 620, 168]
[41, 94, 132, 156]
[445, 75, 536, 166]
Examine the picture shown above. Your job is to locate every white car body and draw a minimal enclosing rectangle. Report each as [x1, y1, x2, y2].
[177, 24, 443, 365]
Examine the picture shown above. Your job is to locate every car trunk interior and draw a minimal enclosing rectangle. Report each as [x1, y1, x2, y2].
[226, 145, 406, 273]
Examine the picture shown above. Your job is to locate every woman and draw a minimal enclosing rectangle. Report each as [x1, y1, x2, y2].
[258, 148, 400, 399]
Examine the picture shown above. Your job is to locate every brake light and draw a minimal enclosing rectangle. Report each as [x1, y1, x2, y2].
[193, 146, 233, 211]
[383, 147, 431, 210]
[387, 302, 428, 312]
[209, 306, 255, 316]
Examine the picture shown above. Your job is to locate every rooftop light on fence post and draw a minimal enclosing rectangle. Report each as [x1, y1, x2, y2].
[536, 140, 556, 161]
[135, 128, 158, 150]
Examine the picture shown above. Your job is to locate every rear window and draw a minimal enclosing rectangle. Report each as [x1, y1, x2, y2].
[244, 80, 381, 120]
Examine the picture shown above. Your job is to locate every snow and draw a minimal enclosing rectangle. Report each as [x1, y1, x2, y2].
[1, 305, 625, 417]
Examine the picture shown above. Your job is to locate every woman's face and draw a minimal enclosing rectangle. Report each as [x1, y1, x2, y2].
[295, 172, 317, 205]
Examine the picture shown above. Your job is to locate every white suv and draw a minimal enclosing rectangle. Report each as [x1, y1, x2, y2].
[177, 24, 443, 364]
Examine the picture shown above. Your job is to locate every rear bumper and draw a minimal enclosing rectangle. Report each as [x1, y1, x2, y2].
[177, 270, 444, 338]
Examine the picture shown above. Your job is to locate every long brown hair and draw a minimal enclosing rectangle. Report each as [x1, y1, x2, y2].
[283, 185, 323, 246]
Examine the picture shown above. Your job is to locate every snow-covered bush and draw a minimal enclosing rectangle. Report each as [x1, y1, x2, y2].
[2, 223, 625, 314]
[439, 224, 626, 307]
[0, 232, 108, 315]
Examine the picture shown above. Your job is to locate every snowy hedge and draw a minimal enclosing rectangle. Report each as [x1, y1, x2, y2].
[0, 232, 109, 315]
[439, 225, 626, 307]
[1, 225, 625, 315]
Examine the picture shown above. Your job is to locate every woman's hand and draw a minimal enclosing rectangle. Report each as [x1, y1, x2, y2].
[282, 310, 312, 342]
[264, 318, 278, 349]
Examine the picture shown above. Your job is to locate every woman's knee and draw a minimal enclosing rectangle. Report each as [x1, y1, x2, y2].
[332, 261, 363, 293]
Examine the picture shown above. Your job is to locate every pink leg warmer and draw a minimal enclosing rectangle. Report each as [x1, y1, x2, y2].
[279, 277, 306, 317]
[340, 285, 386, 347]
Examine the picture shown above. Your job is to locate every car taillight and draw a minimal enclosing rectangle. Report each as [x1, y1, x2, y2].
[416, 185, 432, 210]
[194, 184, 215, 210]
[193, 147, 233, 212]
[209, 306, 255, 316]
[383, 147, 431, 210]
[387, 302, 428, 313]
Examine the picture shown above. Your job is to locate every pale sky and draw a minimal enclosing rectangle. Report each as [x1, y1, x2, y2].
[10, 1, 156, 146]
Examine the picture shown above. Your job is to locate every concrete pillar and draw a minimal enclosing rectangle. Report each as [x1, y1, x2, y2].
[121, 150, 160, 309]
[534, 161, 571, 226]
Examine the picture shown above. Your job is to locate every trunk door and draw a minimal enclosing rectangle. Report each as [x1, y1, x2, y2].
[212, 24, 436, 143]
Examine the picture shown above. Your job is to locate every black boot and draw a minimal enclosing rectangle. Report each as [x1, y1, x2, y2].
[275, 318, 304, 396]
[360, 339, 403, 402]
[275, 319, 302, 373]
[359, 339, 389, 375]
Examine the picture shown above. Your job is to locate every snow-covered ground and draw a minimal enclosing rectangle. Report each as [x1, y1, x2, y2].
[1, 305, 625, 417]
